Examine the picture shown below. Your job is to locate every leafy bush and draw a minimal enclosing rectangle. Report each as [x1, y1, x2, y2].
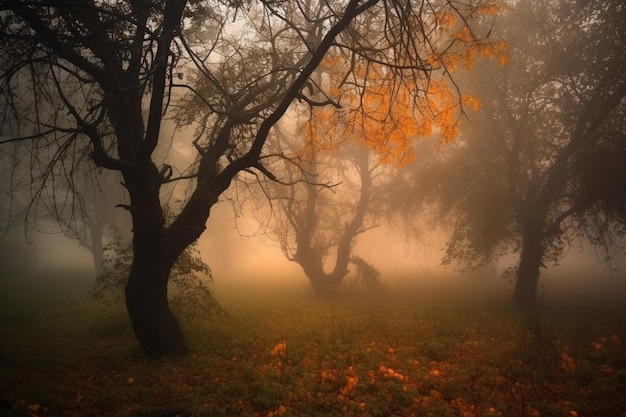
[345, 256, 383, 291]
[92, 228, 224, 322]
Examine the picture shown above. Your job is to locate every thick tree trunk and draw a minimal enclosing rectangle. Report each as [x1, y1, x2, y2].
[296, 251, 345, 298]
[88, 217, 106, 277]
[293, 148, 371, 298]
[308, 272, 344, 298]
[121, 158, 191, 357]
[125, 264, 187, 357]
[91, 239, 104, 277]
[513, 225, 544, 309]
[124, 209, 188, 356]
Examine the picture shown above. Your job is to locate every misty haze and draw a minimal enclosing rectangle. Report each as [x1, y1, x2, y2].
[1, 0, 625, 416]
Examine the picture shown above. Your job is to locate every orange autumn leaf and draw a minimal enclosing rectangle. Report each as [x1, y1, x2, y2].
[455, 26, 474, 43]
[437, 11, 457, 29]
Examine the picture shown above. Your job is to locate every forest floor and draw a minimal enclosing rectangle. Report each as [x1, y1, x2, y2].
[0, 271, 625, 417]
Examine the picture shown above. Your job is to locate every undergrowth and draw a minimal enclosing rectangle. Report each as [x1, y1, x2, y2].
[0, 271, 625, 417]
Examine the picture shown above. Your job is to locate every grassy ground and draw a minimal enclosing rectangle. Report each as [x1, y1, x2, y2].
[0, 271, 625, 417]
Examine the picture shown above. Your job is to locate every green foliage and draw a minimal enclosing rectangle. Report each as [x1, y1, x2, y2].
[92, 229, 224, 322]
[92, 231, 133, 302]
[168, 244, 226, 323]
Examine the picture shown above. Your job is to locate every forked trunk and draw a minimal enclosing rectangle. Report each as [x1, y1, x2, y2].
[513, 225, 544, 309]
[296, 246, 350, 298]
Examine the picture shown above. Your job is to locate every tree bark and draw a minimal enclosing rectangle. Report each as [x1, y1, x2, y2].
[121, 155, 192, 356]
[309, 272, 344, 298]
[513, 224, 544, 309]
[294, 247, 343, 298]
[125, 264, 187, 357]
[84, 214, 106, 277]
[123, 183, 189, 356]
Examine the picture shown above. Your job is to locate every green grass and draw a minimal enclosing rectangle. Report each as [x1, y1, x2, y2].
[1, 271, 625, 417]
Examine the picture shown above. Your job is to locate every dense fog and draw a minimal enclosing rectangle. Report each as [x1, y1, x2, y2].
[1, 5, 625, 414]
[2, 201, 624, 308]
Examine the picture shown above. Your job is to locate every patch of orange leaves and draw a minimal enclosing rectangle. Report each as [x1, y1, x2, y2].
[303, 6, 509, 166]
[305, 58, 474, 166]
[266, 404, 287, 417]
[270, 341, 287, 356]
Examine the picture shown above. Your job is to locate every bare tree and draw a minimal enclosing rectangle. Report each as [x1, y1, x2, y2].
[0, 0, 501, 356]
[46, 165, 125, 276]
[257, 135, 382, 297]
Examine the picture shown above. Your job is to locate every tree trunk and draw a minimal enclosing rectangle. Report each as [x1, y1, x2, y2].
[296, 249, 345, 298]
[125, 245, 188, 357]
[125, 272, 187, 357]
[513, 224, 544, 309]
[293, 148, 372, 298]
[121, 158, 191, 357]
[308, 272, 344, 298]
[87, 216, 106, 277]
[91, 238, 104, 277]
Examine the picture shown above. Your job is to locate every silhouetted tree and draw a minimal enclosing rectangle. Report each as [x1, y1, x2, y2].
[50, 167, 125, 276]
[262, 139, 380, 297]
[0, 0, 502, 355]
[404, 0, 626, 308]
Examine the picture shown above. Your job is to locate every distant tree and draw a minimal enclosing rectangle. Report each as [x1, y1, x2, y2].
[405, 0, 626, 308]
[260, 137, 381, 297]
[0, 187, 39, 278]
[0, 143, 123, 276]
[47, 167, 125, 276]
[251, 26, 505, 296]
[0, 0, 503, 355]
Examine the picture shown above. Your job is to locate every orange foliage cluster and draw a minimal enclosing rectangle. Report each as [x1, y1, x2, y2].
[560, 352, 577, 372]
[265, 404, 286, 417]
[379, 365, 405, 381]
[431, 5, 509, 71]
[302, 8, 509, 166]
[304, 59, 469, 166]
[451, 396, 478, 417]
[339, 376, 359, 397]
[479, 4, 505, 15]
